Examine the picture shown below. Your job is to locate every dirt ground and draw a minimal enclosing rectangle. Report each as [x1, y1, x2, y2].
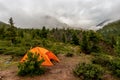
[0, 54, 92, 80]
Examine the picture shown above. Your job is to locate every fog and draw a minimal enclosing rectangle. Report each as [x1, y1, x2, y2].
[0, 0, 120, 29]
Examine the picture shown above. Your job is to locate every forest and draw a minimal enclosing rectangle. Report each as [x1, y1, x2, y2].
[0, 18, 120, 80]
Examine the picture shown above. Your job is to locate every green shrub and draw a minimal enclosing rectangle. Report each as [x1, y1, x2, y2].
[114, 37, 120, 56]
[74, 63, 104, 80]
[92, 54, 111, 67]
[92, 54, 120, 78]
[49, 44, 65, 55]
[91, 45, 101, 53]
[51, 49, 60, 55]
[110, 57, 120, 77]
[31, 40, 42, 47]
[65, 52, 74, 57]
[18, 52, 45, 76]
[13, 37, 22, 45]
[81, 31, 102, 54]
[0, 47, 6, 54]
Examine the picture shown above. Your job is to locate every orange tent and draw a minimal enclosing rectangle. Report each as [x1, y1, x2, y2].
[20, 47, 60, 66]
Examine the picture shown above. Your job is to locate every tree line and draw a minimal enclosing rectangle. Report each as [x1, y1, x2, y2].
[0, 18, 119, 55]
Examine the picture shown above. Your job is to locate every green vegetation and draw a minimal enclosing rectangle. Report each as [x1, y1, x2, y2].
[81, 30, 102, 54]
[97, 20, 120, 46]
[65, 52, 74, 57]
[91, 53, 120, 78]
[74, 63, 104, 80]
[110, 57, 120, 77]
[0, 18, 115, 56]
[92, 54, 111, 67]
[18, 52, 45, 76]
[114, 37, 120, 56]
[0, 18, 120, 79]
[74, 20, 120, 80]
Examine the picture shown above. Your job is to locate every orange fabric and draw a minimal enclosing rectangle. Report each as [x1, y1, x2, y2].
[46, 52, 60, 62]
[20, 47, 60, 66]
[20, 54, 27, 62]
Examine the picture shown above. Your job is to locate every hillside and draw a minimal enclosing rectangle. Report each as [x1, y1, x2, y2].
[97, 20, 120, 37]
[97, 19, 120, 46]
[0, 21, 9, 27]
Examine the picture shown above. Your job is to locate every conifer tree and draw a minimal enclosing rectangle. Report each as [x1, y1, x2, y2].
[41, 26, 47, 38]
[62, 33, 67, 43]
[7, 17, 17, 44]
[72, 33, 79, 45]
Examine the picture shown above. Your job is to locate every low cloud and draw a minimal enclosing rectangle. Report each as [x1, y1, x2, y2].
[0, 0, 120, 29]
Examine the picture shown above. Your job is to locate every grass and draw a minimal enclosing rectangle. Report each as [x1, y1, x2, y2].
[0, 55, 18, 70]
[0, 37, 119, 79]
[0, 39, 80, 56]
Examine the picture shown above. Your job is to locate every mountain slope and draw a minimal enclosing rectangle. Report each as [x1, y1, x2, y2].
[37, 15, 70, 29]
[0, 21, 9, 27]
[18, 15, 70, 29]
[96, 19, 110, 27]
[97, 20, 120, 36]
[97, 19, 120, 45]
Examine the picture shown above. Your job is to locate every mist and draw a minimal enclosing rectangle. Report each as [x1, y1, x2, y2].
[0, 0, 120, 29]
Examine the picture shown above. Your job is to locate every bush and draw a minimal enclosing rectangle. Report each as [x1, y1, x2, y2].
[74, 63, 104, 80]
[18, 52, 45, 76]
[81, 31, 102, 54]
[91, 45, 101, 53]
[92, 54, 111, 67]
[65, 52, 74, 57]
[92, 54, 120, 78]
[114, 37, 120, 56]
[0, 47, 6, 54]
[110, 57, 120, 77]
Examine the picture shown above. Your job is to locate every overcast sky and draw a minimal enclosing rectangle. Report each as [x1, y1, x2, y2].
[0, 0, 120, 29]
